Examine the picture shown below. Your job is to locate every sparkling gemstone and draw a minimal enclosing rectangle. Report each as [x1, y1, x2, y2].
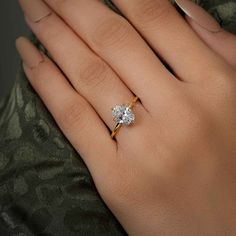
[112, 105, 135, 125]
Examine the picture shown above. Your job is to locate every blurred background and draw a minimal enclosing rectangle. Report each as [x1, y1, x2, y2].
[0, 1, 29, 99]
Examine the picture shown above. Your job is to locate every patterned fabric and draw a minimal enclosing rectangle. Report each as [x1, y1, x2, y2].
[0, 1, 235, 235]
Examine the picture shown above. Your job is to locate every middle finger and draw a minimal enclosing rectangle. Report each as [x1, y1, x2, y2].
[18, 0, 148, 142]
[44, 0, 180, 110]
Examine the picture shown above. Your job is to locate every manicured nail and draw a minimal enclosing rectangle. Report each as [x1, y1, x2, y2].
[18, 0, 52, 23]
[16, 37, 44, 69]
[175, 0, 221, 33]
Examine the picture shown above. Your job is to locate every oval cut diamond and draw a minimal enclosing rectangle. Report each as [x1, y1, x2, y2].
[112, 105, 135, 125]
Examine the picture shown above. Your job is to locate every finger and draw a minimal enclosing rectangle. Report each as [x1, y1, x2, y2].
[15, 36, 117, 179]
[18, 0, 148, 143]
[186, 17, 236, 69]
[44, 0, 179, 108]
[111, 0, 226, 83]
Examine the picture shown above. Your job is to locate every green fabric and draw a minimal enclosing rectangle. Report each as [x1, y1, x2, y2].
[0, 1, 235, 235]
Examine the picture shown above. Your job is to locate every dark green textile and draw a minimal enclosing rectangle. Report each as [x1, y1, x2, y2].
[0, 1, 235, 235]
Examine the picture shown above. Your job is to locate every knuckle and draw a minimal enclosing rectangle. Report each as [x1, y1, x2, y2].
[204, 67, 236, 107]
[91, 16, 133, 51]
[59, 99, 88, 130]
[170, 96, 210, 139]
[77, 58, 110, 90]
[187, 109, 208, 135]
[181, 100, 205, 123]
[183, 107, 211, 141]
[131, 0, 172, 28]
[215, 68, 236, 90]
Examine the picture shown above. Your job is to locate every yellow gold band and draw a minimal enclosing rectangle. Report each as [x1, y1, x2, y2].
[111, 96, 139, 139]
[111, 123, 122, 139]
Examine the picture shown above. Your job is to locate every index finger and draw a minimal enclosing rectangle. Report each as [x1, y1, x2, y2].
[16, 37, 117, 179]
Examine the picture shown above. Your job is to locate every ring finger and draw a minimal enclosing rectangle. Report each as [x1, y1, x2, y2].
[19, 0, 148, 142]
[43, 0, 179, 111]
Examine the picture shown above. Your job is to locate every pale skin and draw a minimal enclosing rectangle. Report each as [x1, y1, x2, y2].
[16, 0, 236, 235]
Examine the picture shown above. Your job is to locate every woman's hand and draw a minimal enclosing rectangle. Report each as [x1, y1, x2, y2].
[16, 0, 236, 235]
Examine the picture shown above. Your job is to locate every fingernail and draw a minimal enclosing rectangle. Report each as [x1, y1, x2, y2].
[175, 0, 221, 33]
[16, 37, 44, 69]
[18, 0, 52, 23]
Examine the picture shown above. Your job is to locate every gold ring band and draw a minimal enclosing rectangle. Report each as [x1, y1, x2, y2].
[111, 96, 139, 139]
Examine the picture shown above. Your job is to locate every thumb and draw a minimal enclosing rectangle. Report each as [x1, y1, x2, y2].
[175, 0, 236, 69]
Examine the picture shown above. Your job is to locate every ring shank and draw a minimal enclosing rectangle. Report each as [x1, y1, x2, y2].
[111, 123, 122, 139]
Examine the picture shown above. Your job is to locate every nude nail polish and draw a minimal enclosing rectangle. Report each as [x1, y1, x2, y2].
[175, 0, 221, 33]
[16, 37, 44, 69]
[18, 0, 52, 23]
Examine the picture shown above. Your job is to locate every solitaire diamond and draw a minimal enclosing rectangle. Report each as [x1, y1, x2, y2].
[112, 105, 135, 125]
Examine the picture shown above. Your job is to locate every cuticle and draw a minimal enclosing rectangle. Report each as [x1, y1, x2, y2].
[34, 12, 52, 23]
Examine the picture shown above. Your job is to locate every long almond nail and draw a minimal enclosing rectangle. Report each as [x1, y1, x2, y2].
[16, 37, 44, 69]
[18, 0, 52, 23]
[175, 0, 221, 33]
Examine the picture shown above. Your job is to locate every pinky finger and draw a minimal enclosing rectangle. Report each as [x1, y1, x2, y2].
[187, 18, 236, 69]
[175, 0, 236, 69]
[15, 36, 117, 179]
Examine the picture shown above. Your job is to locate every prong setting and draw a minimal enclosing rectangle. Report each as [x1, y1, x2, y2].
[112, 105, 135, 125]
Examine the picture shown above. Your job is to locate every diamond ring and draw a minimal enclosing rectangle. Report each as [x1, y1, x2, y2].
[111, 96, 139, 139]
